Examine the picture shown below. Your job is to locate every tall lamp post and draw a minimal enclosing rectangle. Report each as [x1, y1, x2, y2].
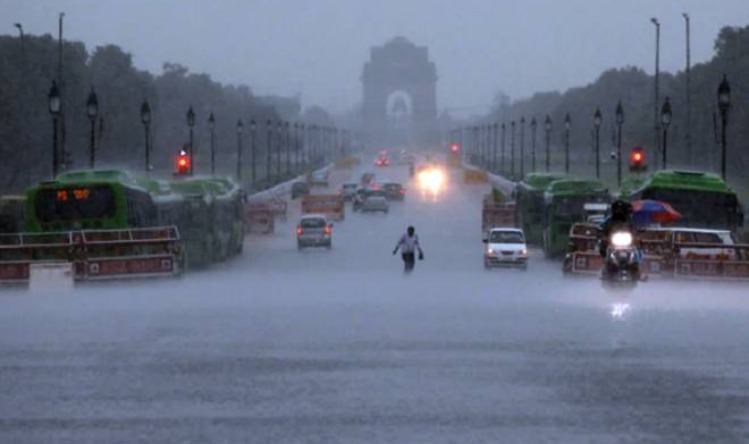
[186, 106, 195, 175]
[660, 97, 672, 170]
[266, 120, 272, 184]
[683, 13, 692, 162]
[593, 108, 602, 179]
[236, 119, 244, 182]
[208, 112, 216, 175]
[615, 101, 624, 186]
[510, 120, 516, 179]
[294, 123, 300, 174]
[501, 123, 506, 175]
[86, 88, 98, 169]
[717, 75, 731, 180]
[140, 99, 151, 174]
[492, 123, 498, 172]
[651, 17, 661, 160]
[519, 117, 526, 178]
[530, 117, 537, 172]
[48, 81, 61, 179]
[544, 115, 552, 172]
[564, 113, 571, 174]
[250, 119, 257, 188]
[285, 121, 291, 176]
[276, 122, 282, 179]
[300, 124, 307, 170]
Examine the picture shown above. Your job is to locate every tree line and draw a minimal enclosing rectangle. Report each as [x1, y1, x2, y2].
[467, 24, 749, 190]
[0, 34, 337, 193]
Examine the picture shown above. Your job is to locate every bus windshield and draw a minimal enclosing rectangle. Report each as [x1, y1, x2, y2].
[35, 185, 116, 222]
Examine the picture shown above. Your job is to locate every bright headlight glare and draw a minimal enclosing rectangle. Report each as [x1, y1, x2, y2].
[611, 231, 633, 247]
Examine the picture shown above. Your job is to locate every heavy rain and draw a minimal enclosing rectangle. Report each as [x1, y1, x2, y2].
[2, 1, 749, 443]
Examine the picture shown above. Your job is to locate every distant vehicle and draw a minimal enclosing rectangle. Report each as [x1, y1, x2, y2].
[361, 172, 376, 186]
[310, 170, 329, 187]
[353, 188, 386, 212]
[361, 195, 389, 213]
[382, 182, 406, 200]
[296, 214, 333, 250]
[341, 182, 358, 201]
[483, 228, 528, 269]
[291, 181, 310, 199]
[375, 155, 390, 167]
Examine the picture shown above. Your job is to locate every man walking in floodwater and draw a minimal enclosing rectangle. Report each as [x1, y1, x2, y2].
[392, 225, 424, 273]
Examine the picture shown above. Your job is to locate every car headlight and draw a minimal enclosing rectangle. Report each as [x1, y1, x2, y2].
[520, 249, 528, 256]
[486, 248, 494, 255]
[611, 231, 633, 248]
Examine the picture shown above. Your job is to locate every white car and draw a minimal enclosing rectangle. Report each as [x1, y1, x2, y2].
[483, 228, 528, 269]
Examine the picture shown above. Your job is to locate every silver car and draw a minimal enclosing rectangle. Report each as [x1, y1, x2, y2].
[297, 214, 333, 250]
[361, 195, 389, 213]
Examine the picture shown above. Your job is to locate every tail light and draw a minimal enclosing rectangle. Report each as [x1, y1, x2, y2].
[296, 225, 303, 236]
[324, 225, 332, 236]
[400, 189, 406, 194]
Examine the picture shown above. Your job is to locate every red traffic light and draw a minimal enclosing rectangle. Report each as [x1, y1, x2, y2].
[175, 149, 190, 175]
[450, 143, 460, 153]
[629, 147, 646, 172]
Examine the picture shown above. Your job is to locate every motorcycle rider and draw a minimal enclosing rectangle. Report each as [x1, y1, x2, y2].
[393, 226, 424, 273]
[599, 200, 643, 278]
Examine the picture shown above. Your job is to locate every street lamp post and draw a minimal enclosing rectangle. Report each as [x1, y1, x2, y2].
[717, 75, 731, 180]
[86, 88, 98, 169]
[285, 121, 291, 176]
[520, 117, 526, 179]
[683, 13, 692, 163]
[300, 124, 307, 170]
[661, 97, 672, 170]
[501, 123, 506, 175]
[48, 81, 61, 179]
[266, 120, 272, 185]
[208, 112, 216, 175]
[276, 122, 282, 179]
[492, 123, 498, 172]
[651, 17, 661, 161]
[544, 115, 552, 172]
[294, 123, 300, 174]
[615, 101, 624, 186]
[530, 117, 537, 172]
[593, 108, 602, 179]
[237, 119, 244, 182]
[564, 113, 571, 174]
[250, 119, 257, 188]
[140, 99, 151, 175]
[186, 106, 195, 175]
[510, 120, 516, 179]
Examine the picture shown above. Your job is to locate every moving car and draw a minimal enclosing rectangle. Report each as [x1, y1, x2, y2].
[353, 188, 385, 211]
[310, 170, 329, 187]
[296, 214, 333, 250]
[375, 155, 390, 167]
[361, 194, 389, 213]
[382, 182, 406, 200]
[361, 172, 376, 187]
[483, 228, 528, 269]
[341, 182, 358, 202]
[291, 181, 310, 199]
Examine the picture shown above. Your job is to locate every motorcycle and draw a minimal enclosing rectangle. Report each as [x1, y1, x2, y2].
[601, 230, 641, 287]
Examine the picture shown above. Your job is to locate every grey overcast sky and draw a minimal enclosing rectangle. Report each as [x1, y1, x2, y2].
[3, 0, 749, 116]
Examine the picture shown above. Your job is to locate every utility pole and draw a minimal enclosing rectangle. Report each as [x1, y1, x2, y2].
[683, 13, 692, 165]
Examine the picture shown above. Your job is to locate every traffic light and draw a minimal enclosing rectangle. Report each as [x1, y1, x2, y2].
[175, 149, 190, 175]
[450, 143, 460, 153]
[629, 147, 646, 172]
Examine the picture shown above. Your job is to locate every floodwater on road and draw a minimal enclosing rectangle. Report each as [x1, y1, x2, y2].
[2, 163, 749, 443]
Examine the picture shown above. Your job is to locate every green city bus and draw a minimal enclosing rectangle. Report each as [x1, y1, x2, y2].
[26, 170, 245, 269]
[542, 178, 610, 258]
[623, 170, 743, 232]
[514, 172, 567, 245]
